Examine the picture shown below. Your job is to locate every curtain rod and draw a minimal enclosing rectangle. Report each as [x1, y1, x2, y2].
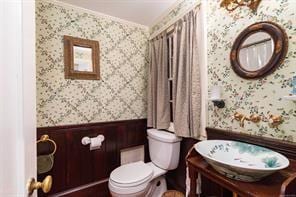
[149, 1, 201, 40]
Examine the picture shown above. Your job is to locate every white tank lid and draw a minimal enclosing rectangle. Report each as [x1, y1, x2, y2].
[110, 161, 153, 186]
[147, 129, 182, 143]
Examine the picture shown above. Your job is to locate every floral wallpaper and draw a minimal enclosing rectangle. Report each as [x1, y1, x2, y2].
[37, 0, 296, 143]
[36, 1, 149, 127]
[207, 0, 296, 142]
[150, 0, 198, 35]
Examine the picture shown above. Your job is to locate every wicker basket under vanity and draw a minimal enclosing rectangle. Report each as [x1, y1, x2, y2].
[162, 190, 185, 197]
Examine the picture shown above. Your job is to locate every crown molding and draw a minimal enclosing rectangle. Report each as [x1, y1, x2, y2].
[149, 0, 184, 28]
[42, 0, 149, 30]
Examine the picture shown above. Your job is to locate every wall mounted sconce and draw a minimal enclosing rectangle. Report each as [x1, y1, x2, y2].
[220, 0, 262, 12]
[210, 99, 225, 108]
[209, 86, 225, 108]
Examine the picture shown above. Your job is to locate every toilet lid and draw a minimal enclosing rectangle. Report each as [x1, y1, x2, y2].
[110, 161, 153, 187]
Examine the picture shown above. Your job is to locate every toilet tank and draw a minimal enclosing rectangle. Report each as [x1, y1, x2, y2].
[147, 129, 182, 170]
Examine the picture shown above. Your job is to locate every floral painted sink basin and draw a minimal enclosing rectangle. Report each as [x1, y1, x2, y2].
[194, 140, 289, 182]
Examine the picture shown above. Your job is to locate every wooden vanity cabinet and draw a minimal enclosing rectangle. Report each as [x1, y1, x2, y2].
[186, 128, 296, 197]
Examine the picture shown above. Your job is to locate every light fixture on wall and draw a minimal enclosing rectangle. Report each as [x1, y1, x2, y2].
[220, 0, 261, 12]
[209, 86, 225, 109]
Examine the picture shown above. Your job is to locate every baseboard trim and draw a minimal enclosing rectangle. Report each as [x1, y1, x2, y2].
[52, 179, 109, 197]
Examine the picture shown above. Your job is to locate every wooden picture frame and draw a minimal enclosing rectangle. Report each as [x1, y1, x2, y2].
[64, 35, 100, 80]
[230, 21, 288, 79]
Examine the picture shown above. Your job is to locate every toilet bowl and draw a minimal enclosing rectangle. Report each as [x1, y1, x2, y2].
[109, 129, 182, 197]
[109, 161, 167, 197]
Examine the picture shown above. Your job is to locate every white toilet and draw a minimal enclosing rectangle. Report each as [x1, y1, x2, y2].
[108, 129, 182, 197]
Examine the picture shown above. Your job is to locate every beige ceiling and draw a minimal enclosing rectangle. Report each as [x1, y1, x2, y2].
[58, 0, 179, 26]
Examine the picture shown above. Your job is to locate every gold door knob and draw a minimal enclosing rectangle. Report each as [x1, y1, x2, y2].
[27, 175, 52, 195]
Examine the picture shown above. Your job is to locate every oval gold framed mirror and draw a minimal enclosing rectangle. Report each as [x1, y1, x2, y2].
[230, 21, 288, 79]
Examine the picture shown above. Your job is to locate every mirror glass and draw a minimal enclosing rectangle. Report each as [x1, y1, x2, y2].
[238, 32, 274, 71]
[73, 46, 93, 72]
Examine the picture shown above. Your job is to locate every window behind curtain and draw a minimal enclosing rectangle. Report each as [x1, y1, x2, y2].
[167, 33, 174, 131]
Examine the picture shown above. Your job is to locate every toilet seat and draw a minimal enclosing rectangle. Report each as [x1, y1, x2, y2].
[109, 161, 153, 195]
[110, 161, 153, 187]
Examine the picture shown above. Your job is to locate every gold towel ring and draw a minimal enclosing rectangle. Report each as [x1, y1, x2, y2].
[37, 135, 57, 155]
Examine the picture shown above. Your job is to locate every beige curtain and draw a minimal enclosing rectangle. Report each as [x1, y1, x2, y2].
[147, 33, 170, 129]
[172, 9, 201, 138]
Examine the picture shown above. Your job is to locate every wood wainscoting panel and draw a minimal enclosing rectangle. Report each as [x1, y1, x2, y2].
[166, 137, 199, 193]
[37, 119, 147, 196]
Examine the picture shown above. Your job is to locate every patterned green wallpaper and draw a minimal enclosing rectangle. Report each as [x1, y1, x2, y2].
[36, 1, 149, 127]
[207, 0, 296, 142]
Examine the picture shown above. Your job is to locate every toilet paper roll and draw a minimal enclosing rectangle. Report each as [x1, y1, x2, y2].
[90, 137, 101, 150]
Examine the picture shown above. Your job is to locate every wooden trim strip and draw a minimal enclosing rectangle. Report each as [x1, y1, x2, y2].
[37, 119, 147, 131]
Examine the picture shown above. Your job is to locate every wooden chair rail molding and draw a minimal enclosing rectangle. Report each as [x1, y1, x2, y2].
[37, 119, 148, 197]
[186, 127, 296, 197]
